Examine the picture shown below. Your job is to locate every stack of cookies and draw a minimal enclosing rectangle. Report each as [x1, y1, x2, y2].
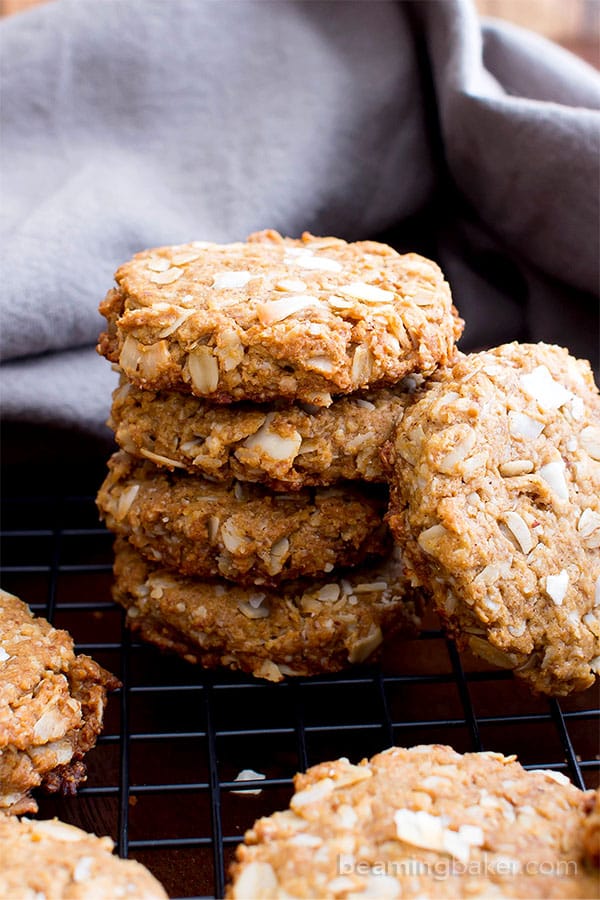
[96, 230, 462, 681]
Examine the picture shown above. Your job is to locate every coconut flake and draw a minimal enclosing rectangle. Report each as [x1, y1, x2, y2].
[237, 600, 269, 620]
[570, 396, 585, 420]
[274, 278, 307, 292]
[284, 247, 313, 258]
[291, 778, 335, 808]
[538, 460, 569, 500]
[529, 769, 571, 786]
[231, 769, 266, 795]
[290, 255, 343, 273]
[503, 511, 533, 554]
[146, 256, 171, 273]
[580, 426, 600, 461]
[545, 570, 569, 605]
[508, 411, 544, 440]
[338, 282, 395, 304]
[394, 809, 483, 864]
[578, 508, 600, 537]
[212, 270, 254, 289]
[73, 857, 94, 883]
[519, 366, 572, 411]
[255, 294, 320, 325]
[317, 584, 341, 603]
[243, 414, 302, 462]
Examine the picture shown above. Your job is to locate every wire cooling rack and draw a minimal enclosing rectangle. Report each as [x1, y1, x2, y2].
[1, 454, 599, 899]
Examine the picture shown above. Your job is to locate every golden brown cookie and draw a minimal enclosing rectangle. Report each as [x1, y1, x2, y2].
[0, 589, 119, 815]
[112, 538, 423, 682]
[228, 744, 599, 899]
[97, 452, 390, 586]
[98, 230, 461, 405]
[385, 343, 600, 695]
[583, 790, 600, 868]
[109, 376, 419, 490]
[0, 815, 167, 898]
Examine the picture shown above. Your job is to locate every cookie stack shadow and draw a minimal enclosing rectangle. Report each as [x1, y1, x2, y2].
[95, 231, 461, 681]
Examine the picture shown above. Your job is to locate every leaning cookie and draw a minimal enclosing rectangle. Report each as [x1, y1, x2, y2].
[583, 790, 600, 868]
[109, 377, 419, 489]
[98, 230, 461, 405]
[228, 744, 599, 899]
[97, 452, 390, 586]
[385, 343, 600, 695]
[0, 816, 166, 898]
[112, 539, 423, 682]
[0, 589, 119, 815]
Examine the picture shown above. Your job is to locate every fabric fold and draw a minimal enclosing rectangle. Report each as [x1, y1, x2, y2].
[1, 0, 598, 436]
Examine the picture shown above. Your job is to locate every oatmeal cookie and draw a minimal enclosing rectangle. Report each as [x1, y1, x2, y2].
[228, 744, 599, 899]
[112, 538, 423, 682]
[109, 376, 418, 490]
[385, 343, 600, 695]
[0, 589, 119, 815]
[97, 452, 390, 586]
[0, 815, 167, 898]
[98, 230, 461, 405]
[583, 790, 600, 868]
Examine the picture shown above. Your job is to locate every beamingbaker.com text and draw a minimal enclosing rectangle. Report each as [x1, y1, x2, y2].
[336, 853, 579, 881]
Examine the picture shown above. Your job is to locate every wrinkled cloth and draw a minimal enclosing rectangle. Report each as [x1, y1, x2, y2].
[1, 0, 598, 439]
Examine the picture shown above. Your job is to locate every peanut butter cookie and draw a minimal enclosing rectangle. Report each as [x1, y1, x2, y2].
[0, 589, 119, 815]
[228, 744, 599, 899]
[0, 815, 166, 898]
[98, 230, 461, 405]
[111, 538, 423, 682]
[109, 376, 419, 490]
[97, 452, 390, 586]
[385, 343, 600, 695]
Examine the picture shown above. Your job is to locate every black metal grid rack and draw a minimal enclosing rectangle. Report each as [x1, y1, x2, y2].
[1, 461, 599, 899]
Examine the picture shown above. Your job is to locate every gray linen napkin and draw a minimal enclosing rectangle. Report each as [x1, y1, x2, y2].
[1, 0, 598, 440]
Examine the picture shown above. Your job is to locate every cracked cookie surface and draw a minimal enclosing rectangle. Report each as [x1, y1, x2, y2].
[385, 343, 600, 695]
[97, 451, 390, 586]
[0, 589, 119, 815]
[109, 377, 418, 490]
[111, 538, 423, 682]
[0, 815, 167, 898]
[228, 744, 599, 899]
[98, 230, 461, 405]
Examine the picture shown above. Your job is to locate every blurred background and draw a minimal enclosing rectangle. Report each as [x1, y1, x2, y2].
[477, 0, 599, 67]
[2, 0, 599, 69]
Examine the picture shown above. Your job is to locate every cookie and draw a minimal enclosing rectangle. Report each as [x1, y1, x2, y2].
[583, 790, 600, 868]
[384, 342, 600, 695]
[109, 376, 419, 490]
[0, 589, 119, 815]
[97, 452, 390, 586]
[0, 815, 167, 898]
[98, 230, 461, 405]
[228, 744, 599, 899]
[112, 538, 423, 682]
